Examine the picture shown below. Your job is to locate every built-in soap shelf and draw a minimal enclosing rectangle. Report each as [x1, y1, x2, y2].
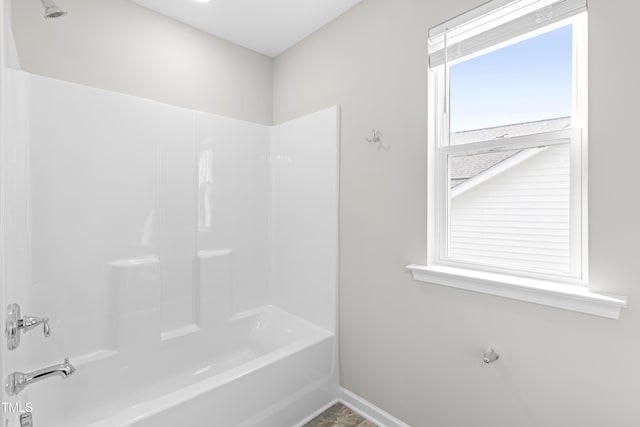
[106, 249, 233, 347]
[38, 249, 235, 371]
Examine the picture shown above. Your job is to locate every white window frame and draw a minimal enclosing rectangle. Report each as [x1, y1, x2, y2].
[408, 0, 627, 319]
[431, 10, 587, 283]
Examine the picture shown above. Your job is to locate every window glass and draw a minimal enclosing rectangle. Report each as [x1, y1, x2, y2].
[448, 144, 571, 274]
[449, 25, 573, 140]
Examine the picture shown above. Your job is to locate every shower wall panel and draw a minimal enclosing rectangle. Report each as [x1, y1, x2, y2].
[196, 113, 270, 315]
[270, 107, 339, 333]
[4, 70, 270, 370]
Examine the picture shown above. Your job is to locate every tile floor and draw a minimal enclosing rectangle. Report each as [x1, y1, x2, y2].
[304, 402, 377, 427]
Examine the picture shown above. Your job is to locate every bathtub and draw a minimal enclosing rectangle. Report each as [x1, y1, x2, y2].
[26, 306, 336, 427]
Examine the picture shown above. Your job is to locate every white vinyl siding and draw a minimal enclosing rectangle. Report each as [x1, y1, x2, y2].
[449, 144, 570, 273]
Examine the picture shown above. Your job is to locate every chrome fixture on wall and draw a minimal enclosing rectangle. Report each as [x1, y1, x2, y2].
[483, 348, 500, 364]
[40, 0, 67, 19]
[5, 303, 51, 350]
[366, 128, 389, 151]
[5, 358, 76, 396]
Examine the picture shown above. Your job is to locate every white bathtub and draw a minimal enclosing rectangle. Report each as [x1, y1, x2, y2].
[27, 306, 336, 427]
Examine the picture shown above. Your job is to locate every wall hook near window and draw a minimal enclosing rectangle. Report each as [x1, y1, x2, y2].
[483, 348, 499, 364]
[366, 128, 389, 151]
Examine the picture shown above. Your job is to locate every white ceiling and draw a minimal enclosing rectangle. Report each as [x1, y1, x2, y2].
[130, 0, 364, 57]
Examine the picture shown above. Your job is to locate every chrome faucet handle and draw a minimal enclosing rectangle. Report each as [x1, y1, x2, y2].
[5, 303, 51, 350]
[21, 316, 51, 337]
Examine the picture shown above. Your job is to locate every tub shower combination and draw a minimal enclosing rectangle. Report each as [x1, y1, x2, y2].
[1, 69, 339, 426]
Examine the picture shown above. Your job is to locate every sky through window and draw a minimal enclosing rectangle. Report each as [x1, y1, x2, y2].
[450, 25, 573, 133]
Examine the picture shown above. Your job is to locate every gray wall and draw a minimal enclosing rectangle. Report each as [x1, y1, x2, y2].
[10, 0, 640, 424]
[274, 0, 640, 426]
[11, 0, 273, 124]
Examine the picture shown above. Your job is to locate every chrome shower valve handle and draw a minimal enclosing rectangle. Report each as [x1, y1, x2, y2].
[21, 315, 51, 337]
[5, 303, 51, 350]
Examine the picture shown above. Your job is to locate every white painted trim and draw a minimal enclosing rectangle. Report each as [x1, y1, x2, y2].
[294, 388, 411, 427]
[428, 8, 589, 283]
[338, 387, 412, 427]
[292, 399, 340, 427]
[574, 13, 589, 285]
[442, 127, 575, 156]
[406, 264, 627, 319]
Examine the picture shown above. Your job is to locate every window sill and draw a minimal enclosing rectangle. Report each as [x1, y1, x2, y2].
[405, 264, 627, 319]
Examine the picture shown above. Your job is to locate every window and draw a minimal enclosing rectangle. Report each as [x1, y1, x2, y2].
[408, 0, 627, 318]
[430, 0, 588, 283]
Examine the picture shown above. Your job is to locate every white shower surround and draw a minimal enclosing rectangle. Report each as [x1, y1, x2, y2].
[2, 70, 339, 427]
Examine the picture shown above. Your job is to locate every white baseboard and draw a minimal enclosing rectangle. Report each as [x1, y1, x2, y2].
[292, 398, 340, 427]
[337, 387, 411, 427]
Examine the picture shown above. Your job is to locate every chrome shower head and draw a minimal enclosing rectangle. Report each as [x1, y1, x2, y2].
[40, 0, 67, 19]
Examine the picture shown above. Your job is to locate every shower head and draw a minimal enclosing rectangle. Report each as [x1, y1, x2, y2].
[40, 0, 67, 19]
